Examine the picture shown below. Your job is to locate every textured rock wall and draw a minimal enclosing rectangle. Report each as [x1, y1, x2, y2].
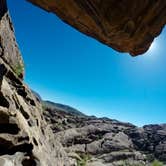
[0, 2, 74, 166]
[0, 1, 24, 78]
[27, 0, 166, 55]
[0, 58, 73, 166]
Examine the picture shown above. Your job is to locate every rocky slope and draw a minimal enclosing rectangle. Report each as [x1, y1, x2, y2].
[43, 102, 166, 166]
[27, 0, 166, 56]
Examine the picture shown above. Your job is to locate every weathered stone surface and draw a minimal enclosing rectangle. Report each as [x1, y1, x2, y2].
[43, 104, 166, 165]
[27, 0, 166, 55]
[0, 58, 74, 166]
[0, 7, 74, 165]
[0, 5, 24, 78]
[126, 124, 166, 162]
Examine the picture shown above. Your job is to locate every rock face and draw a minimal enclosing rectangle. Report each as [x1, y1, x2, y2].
[0, 4, 74, 166]
[0, 62, 70, 166]
[0, 1, 24, 79]
[43, 105, 166, 166]
[27, 0, 166, 55]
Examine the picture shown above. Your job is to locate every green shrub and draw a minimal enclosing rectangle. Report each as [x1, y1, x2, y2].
[76, 153, 91, 166]
[151, 160, 164, 166]
[14, 62, 24, 78]
[42, 103, 46, 111]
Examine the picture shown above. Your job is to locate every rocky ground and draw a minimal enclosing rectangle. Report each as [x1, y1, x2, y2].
[43, 101, 166, 166]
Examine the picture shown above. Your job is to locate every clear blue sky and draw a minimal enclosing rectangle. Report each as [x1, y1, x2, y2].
[7, 0, 166, 126]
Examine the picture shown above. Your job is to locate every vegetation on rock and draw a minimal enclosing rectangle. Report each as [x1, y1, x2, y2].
[151, 160, 164, 166]
[13, 62, 24, 78]
[76, 153, 91, 166]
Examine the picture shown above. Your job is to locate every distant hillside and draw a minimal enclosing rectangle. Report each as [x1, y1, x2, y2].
[31, 90, 86, 117]
[43, 102, 166, 166]
[31, 89, 42, 102]
[42, 100, 86, 117]
[31, 90, 166, 165]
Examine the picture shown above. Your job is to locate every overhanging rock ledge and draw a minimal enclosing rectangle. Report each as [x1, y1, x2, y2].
[27, 0, 166, 56]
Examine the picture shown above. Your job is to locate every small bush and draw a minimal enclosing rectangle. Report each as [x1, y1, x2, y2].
[151, 160, 164, 166]
[14, 62, 24, 78]
[42, 103, 46, 111]
[77, 153, 91, 166]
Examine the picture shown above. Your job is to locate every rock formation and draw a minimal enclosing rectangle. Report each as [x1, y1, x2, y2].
[0, 2, 74, 166]
[43, 103, 166, 166]
[27, 0, 166, 56]
[0, 0, 166, 166]
[0, 0, 24, 79]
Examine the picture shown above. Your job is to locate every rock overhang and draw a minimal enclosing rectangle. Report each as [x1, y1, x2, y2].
[27, 0, 166, 56]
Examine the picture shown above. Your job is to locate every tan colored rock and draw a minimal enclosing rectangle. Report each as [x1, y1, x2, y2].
[27, 0, 166, 55]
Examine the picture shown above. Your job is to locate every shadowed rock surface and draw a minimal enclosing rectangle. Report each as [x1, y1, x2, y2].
[27, 0, 166, 56]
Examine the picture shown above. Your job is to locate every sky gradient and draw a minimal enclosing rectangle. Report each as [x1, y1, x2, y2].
[7, 0, 166, 126]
